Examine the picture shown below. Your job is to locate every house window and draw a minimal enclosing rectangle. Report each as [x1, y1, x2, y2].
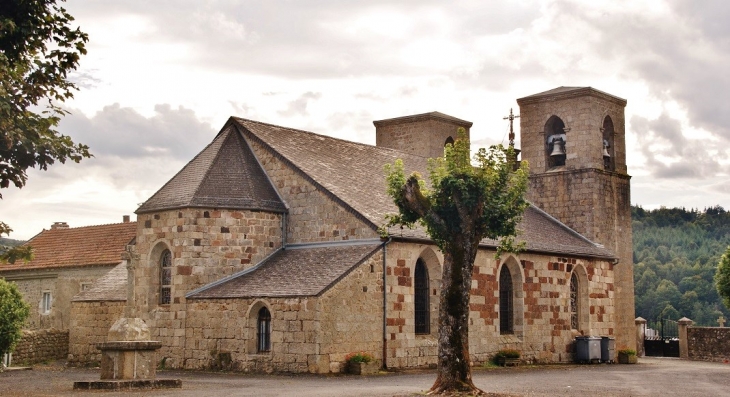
[414, 259, 430, 335]
[257, 307, 271, 352]
[570, 273, 579, 330]
[41, 292, 52, 314]
[499, 266, 514, 334]
[160, 249, 172, 305]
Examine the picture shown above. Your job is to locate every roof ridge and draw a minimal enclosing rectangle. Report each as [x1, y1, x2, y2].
[232, 117, 429, 162]
[188, 127, 234, 203]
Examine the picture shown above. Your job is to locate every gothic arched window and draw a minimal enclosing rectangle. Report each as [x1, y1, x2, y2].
[499, 266, 514, 334]
[444, 136, 455, 147]
[160, 249, 172, 305]
[570, 273, 579, 330]
[414, 259, 430, 335]
[257, 307, 271, 352]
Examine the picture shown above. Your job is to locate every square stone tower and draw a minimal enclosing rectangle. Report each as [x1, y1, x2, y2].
[516, 86, 635, 350]
[374, 111, 472, 158]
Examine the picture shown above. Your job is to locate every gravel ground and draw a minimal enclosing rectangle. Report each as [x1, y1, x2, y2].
[2, 357, 729, 396]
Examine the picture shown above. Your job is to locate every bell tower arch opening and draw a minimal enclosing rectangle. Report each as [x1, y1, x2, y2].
[602, 116, 615, 171]
[544, 115, 567, 170]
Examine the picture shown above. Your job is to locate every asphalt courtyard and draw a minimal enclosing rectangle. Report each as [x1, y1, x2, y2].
[2, 357, 729, 396]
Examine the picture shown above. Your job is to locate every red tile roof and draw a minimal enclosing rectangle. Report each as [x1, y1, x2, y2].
[0, 222, 137, 271]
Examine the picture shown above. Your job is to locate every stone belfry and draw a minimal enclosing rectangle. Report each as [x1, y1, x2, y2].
[516, 87, 635, 350]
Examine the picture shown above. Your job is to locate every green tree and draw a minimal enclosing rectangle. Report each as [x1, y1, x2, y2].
[385, 129, 528, 395]
[715, 245, 730, 310]
[0, 0, 91, 262]
[0, 278, 30, 367]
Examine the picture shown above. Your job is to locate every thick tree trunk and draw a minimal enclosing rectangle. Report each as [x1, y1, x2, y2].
[429, 241, 484, 395]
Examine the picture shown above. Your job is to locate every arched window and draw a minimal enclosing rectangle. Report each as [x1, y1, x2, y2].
[570, 273, 579, 330]
[499, 266, 514, 334]
[257, 307, 271, 352]
[444, 136, 455, 147]
[544, 116, 567, 169]
[414, 259, 430, 335]
[160, 249, 172, 304]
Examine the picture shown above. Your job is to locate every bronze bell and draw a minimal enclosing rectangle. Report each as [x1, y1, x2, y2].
[603, 140, 611, 158]
[550, 138, 565, 157]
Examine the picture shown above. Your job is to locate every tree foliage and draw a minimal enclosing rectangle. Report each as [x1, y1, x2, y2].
[632, 205, 730, 327]
[0, 0, 90, 262]
[715, 245, 730, 311]
[385, 128, 528, 395]
[0, 278, 30, 365]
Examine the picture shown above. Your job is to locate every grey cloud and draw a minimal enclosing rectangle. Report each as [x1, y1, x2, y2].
[278, 92, 321, 117]
[631, 113, 726, 179]
[60, 104, 215, 162]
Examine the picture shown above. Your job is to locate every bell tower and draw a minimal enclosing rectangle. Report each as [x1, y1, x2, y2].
[516, 86, 635, 350]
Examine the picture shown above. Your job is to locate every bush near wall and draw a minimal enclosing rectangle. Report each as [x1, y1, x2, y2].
[687, 327, 730, 363]
[11, 329, 69, 365]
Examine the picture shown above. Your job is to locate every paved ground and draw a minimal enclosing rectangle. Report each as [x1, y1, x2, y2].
[2, 357, 730, 396]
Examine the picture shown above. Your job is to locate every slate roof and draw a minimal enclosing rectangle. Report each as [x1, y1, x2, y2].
[517, 86, 626, 105]
[373, 111, 473, 128]
[0, 222, 137, 272]
[72, 262, 127, 302]
[136, 126, 286, 214]
[188, 242, 382, 299]
[233, 117, 615, 259]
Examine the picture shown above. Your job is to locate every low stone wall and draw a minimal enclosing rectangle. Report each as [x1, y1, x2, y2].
[687, 327, 730, 362]
[11, 328, 69, 365]
[67, 301, 126, 366]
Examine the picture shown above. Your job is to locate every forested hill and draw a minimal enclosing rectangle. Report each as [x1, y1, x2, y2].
[632, 205, 730, 326]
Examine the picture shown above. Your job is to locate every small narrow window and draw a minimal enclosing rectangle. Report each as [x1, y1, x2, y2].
[257, 307, 272, 352]
[414, 259, 430, 334]
[80, 283, 92, 292]
[160, 249, 172, 305]
[570, 273, 579, 330]
[41, 292, 52, 314]
[499, 266, 514, 334]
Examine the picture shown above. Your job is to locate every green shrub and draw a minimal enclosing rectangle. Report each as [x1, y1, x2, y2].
[345, 351, 374, 364]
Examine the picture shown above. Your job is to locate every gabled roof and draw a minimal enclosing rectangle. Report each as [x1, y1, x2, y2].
[233, 117, 615, 260]
[373, 111, 473, 128]
[136, 126, 286, 214]
[72, 262, 127, 302]
[234, 117, 428, 229]
[188, 242, 382, 299]
[0, 222, 136, 271]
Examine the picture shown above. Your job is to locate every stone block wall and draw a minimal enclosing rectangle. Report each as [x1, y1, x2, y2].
[2, 265, 116, 330]
[374, 114, 472, 160]
[517, 89, 627, 173]
[687, 327, 730, 363]
[183, 297, 320, 373]
[67, 300, 126, 366]
[133, 207, 282, 354]
[384, 242, 615, 367]
[246, 136, 378, 244]
[318, 252, 384, 372]
[11, 328, 69, 365]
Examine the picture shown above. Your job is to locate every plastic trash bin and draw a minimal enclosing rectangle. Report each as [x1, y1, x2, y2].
[575, 336, 601, 363]
[601, 336, 615, 363]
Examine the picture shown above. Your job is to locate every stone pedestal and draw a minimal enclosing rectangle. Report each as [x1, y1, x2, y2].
[73, 317, 180, 390]
[98, 341, 162, 380]
[678, 317, 693, 359]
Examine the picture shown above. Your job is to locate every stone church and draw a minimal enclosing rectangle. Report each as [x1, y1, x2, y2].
[69, 87, 635, 373]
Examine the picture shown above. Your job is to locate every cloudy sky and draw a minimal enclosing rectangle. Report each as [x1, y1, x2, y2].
[2, 0, 729, 240]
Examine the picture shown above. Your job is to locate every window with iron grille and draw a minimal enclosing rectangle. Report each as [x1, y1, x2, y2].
[257, 307, 271, 352]
[570, 273, 579, 330]
[499, 266, 513, 334]
[160, 249, 172, 305]
[414, 259, 430, 335]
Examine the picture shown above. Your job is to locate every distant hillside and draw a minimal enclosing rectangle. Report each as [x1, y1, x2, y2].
[633, 205, 730, 326]
[0, 237, 25, 247]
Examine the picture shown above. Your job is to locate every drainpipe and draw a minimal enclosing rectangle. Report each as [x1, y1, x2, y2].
[382, 237, 392, 369]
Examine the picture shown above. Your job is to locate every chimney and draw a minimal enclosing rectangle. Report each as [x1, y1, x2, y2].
[51, 222, 69, 230]
[123, 215, 130, 223]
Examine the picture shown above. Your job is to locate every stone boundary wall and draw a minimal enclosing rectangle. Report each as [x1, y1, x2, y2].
[687, 327, 730, 362]
[67, 301, 126, 366]
[11, 328, 69, 365]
